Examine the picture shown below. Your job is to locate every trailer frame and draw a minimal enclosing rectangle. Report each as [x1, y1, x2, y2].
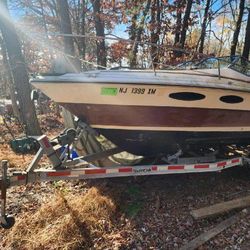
[0, 132, 248, 229]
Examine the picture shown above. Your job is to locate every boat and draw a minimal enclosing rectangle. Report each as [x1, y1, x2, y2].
[30, 56, 250, 157]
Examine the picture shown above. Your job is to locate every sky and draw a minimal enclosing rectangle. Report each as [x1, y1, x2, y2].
[112, 24, 128, 39]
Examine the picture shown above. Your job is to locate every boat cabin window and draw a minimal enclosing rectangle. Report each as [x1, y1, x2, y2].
[220, 95, 243, 104]
[169, 92, 205, 101]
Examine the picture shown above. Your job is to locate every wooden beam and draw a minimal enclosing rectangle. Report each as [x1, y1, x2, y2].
[180, 209, 248, 250]
[191, 195, 250, 219]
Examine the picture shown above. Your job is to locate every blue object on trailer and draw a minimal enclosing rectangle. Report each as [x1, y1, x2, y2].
[60, 146, 79, 159]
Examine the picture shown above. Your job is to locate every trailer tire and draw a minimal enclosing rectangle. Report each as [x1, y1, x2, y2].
[1, 215, 15, 229]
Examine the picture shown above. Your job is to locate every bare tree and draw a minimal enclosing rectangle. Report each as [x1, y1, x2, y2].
[242, 7, 250, 59]
[91, 0, 106, 68]
[128, 10, 138, 67]
[174, 0, 185, 46]
[180, 0, 193, 49]
[130, 0, 151, 68]
[230, 0, 245, 56]
[78, 0, 86, 60]
[150, 0, 161, 68]
[56, 0, 80, 72]
[0, 37, 20, 120]
[0, 0, 41, 135]
[56, 0, 74, 56]
[198, 0, 211, 54]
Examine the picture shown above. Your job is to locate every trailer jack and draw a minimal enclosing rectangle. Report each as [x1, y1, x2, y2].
[0, 161, 15, 229]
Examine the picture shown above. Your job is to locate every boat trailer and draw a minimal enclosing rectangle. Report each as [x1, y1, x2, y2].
[0, 129, 249, 229]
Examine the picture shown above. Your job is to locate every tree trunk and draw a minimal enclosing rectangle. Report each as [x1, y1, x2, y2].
[230, 0, 245, 56]
[39, 0, 48, 34]
[198, 0, 211, 54]
[218, 10, 226, 56]
[80, 0, 86, 61]
[0, 37, 20, 120]
[56, 0, 80, 72]
[174, 0, 184, 45]
[129, 13, 138, 41]
[56, 0, 74, 56]
[71, 0, 86, 67]
[0, 0, 41, 135]
[180, 0, 193, 49]
[129, 13, 138, 67]
[91, 0, 106, 68]
[242, 8, 250, 59]
[150, 0, 161, 68]
[130, 0, 151, 68]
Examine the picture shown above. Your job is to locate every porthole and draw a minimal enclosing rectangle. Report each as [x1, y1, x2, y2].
[220, 95, 243, 104]
[169, 92, 205, 101]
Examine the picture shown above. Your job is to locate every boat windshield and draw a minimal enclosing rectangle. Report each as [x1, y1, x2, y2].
[229, 57, 250, 76]
[176, 56, 250, 76]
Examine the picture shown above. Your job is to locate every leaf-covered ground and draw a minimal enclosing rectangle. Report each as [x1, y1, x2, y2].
[2, 169, 250, 249]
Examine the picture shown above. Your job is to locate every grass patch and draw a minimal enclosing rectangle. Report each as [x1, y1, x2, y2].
[121, 185, 144, 218]
[2, 187, 116, 250]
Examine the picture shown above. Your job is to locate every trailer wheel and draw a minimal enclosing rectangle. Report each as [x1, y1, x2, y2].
[1, 215, 15, 229]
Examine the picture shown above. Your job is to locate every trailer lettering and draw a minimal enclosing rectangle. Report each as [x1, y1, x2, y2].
[134, 168, 152, 173]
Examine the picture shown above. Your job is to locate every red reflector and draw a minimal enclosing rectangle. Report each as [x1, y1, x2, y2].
[119, 167, 132, 173]
[18, 175, 26, 180]
[47, 171, 71, 177]
[152, 166, 157, 171]
[168, 165, 184, 170]
[42, 137, 51, 148]
[232, 158, 240, 163]
[85, 169, 106, 174]
[217, 161, 227, 167]
[194, 164, 209, 169]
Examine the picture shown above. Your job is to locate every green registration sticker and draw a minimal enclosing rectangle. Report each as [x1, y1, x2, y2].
[101, 87, 118, 96]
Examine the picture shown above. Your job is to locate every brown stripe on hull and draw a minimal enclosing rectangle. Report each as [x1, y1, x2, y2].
[60, 103, 250, 128]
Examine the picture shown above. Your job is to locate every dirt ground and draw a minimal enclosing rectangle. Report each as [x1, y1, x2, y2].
[1, 115, 250, 249]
